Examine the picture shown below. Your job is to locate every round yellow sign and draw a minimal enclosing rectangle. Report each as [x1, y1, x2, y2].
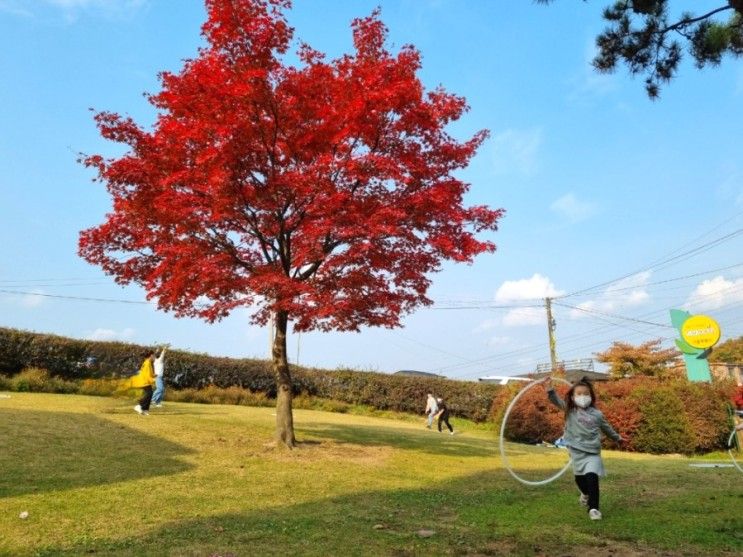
[681, 315, 721, 349]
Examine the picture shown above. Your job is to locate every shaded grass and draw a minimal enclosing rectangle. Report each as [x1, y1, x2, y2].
[0, 392, 741, 556]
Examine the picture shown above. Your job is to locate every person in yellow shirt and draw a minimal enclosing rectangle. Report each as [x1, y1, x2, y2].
[132, 350, 156, 415]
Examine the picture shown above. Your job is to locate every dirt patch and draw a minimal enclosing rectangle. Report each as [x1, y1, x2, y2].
[491, 541, 705, 557]
[263, 439, 393, 465]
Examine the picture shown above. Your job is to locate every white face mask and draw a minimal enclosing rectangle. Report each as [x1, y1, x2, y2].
[573, 394, 592, 408]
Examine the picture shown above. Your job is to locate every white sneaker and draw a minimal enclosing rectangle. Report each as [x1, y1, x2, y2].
[579, 494, 589, 507]
[134, 405, 143, 415]
[589, 509, 602, 520]
[449, 431, 455, 435]
[155, 403, 162, 408]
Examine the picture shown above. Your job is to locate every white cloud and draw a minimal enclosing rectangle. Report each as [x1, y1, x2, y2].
[502, 307, 544, 327]
[717, 170, 743, 207]
[550, 193, 598, 223]
[569, 272, 651, 319]
[20, 290, 46, 308]
[685, 275, 743, 311]
[86, 327, 136, 341]
[495, 273, 564, 303]
[493, 274, 561, 328]
[486, 335, 511, 347]
[44, 0, 146, 9]
[473, 318, 498, 334]
[567, 38, 618, 103]
[1, 0, 146, 19]
[492, 128, 543, 177]
[0, 1, 33, 16]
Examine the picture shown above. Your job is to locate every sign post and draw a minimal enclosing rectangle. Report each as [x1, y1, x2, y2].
[670, 309, 721, 382]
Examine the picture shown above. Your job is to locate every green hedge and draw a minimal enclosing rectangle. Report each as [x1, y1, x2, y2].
[0, 327, 501, 421]
[4, 327, 735, 452]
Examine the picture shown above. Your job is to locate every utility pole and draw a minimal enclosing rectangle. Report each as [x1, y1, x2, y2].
[545, 297, 558, 372]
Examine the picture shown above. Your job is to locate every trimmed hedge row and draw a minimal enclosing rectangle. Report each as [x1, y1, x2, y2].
[2, 327, 737, 452]
[500, 376, 737, 454]
[0, 327, 501, 421]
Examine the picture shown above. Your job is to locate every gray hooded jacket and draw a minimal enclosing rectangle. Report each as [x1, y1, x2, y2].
[547, 388, 621, 454]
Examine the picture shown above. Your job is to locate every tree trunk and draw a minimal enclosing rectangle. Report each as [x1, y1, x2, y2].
[272, 310, 296, 448]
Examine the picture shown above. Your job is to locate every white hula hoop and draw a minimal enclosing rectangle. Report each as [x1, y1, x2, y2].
[727, 429, 743, 474]
[499, 377, 573, 486]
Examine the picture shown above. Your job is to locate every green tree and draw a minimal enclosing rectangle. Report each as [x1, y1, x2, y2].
[537, 1, 743, 98]
[595, 338, 681, 378]
[710, 336, 743, 363]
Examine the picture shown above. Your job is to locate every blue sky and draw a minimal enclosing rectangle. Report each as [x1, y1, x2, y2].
[1, 0, 742, 378]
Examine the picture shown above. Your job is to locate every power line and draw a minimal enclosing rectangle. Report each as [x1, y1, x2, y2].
[553, 302, 674, 329]
[0, 289, 150, 305]
[428, 302, 542, 310]
[0, 277, 107, 283]
[445, 296, 743, 379]
[428, 261, 743, 308]
[561, 228, 743, 299]
[0, 282, 113, 288]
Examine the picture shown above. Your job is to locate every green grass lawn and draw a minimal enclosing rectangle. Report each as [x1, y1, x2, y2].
[0, 392, 741, 556]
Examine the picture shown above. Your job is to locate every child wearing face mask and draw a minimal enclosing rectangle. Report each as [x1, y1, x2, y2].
[541, 376, 623, 521]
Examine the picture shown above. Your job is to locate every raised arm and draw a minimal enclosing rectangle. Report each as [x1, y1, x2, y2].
[540, 377, 566, 410]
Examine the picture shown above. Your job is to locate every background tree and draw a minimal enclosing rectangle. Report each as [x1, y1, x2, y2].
[710, 336, 743, 363]
[79, 0, 503, 448]
[537, 0, 743, 98]
[595, 339, 681, 378]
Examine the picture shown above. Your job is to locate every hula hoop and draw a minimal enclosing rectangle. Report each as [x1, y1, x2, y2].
[727, 429, 743, 474]
[499, 377, 573, 486]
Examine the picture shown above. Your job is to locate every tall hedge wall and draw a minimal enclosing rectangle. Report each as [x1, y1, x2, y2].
[500, 376, 737, 454]
[2, 327, 737, 452]
[0, 327, 501, 421]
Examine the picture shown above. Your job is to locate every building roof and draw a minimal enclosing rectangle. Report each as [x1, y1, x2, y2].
[515, 369, 611, 382]
[394, 370, 446, 379]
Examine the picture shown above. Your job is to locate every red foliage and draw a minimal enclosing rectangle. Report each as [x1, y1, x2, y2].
[500, 377, 735, 453]
[501, 384, 569, 444]
[78, 0, 503, 333]
[595, 377, 646, 452]
[734, 385, 743, 410]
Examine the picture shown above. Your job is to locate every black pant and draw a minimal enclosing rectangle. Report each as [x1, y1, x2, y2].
[575, 473, 599, 511]
[438, 411, 453, 432]
[139, 385, 153, 411]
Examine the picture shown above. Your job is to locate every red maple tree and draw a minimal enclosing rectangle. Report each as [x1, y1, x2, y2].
[79, 0, 504, 447]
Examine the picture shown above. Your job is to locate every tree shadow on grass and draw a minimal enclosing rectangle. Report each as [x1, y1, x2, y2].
[0, 409, 193, 498]
[298, 422, 497, 458]
[100, 406, 228, 417]
[35, 467, 737, 557]
[32, 469, 556, 557]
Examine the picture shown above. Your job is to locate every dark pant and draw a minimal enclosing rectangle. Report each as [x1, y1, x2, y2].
[575, 473, 600, 511]
[139, 385, 153, 411]
[438, 411, 453, 432]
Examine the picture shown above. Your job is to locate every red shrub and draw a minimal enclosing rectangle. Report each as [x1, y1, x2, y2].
[496, 376, 734, 454]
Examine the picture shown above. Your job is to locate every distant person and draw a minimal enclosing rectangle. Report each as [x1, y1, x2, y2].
[540, 376, 623, 521]
[734, 385, 743, 416]
[425, 393, 438, 429]
[435, 397, 454, 435]
[132, 350, 156, 415]
[151, 345, 168, 408]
